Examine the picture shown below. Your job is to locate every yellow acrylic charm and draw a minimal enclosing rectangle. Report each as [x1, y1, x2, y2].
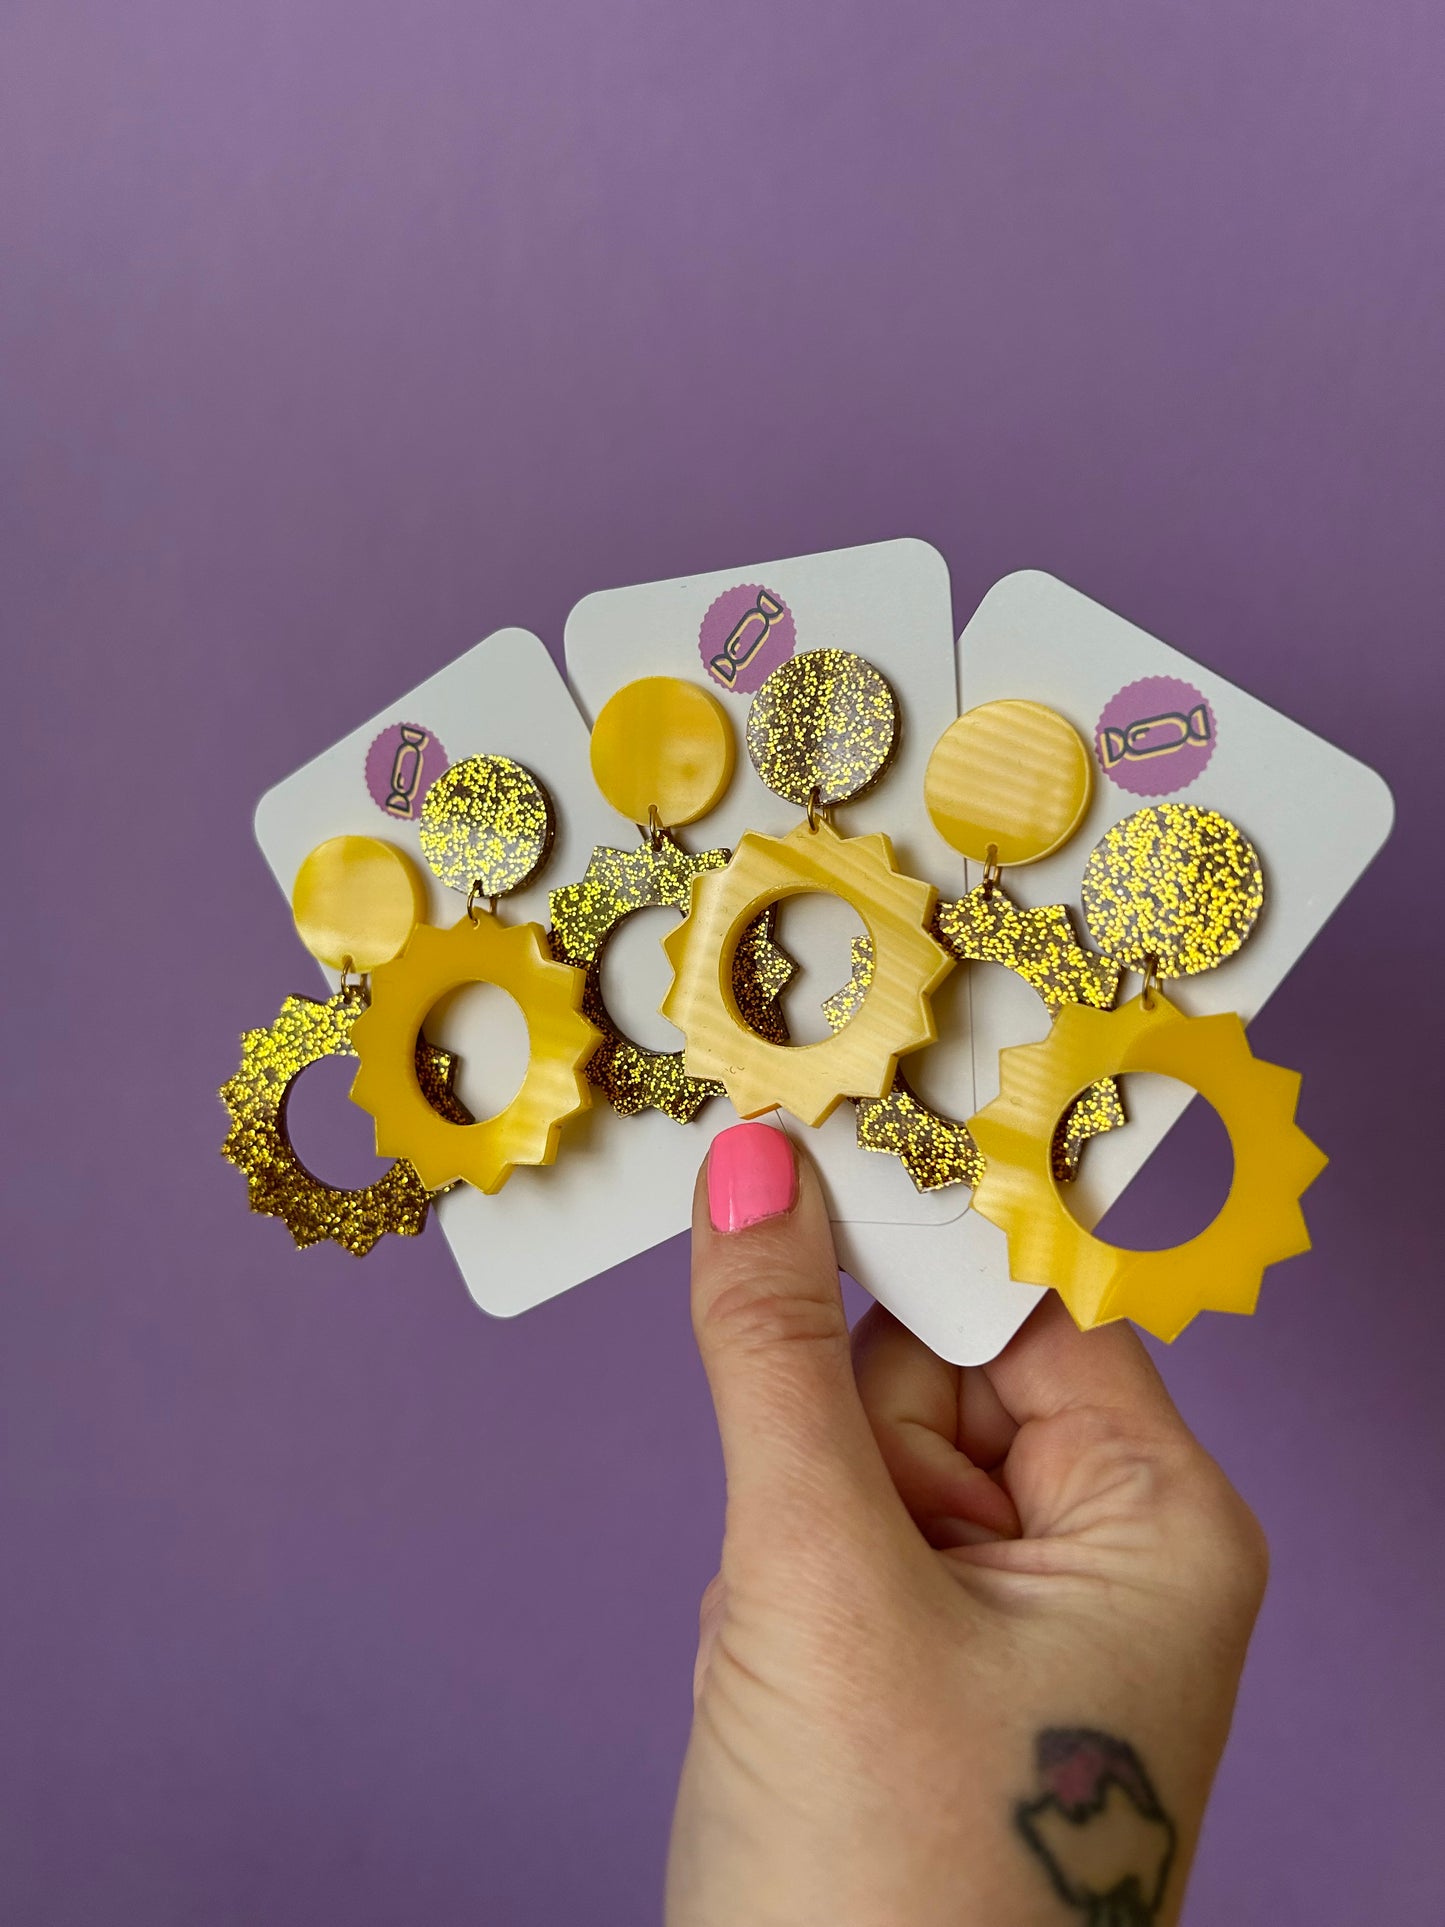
[662, 818, 950, 1126]
[967, 993, 1327, 1341]
[350, 916, 599, 1194]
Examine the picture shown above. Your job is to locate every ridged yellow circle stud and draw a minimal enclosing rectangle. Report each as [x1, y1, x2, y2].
[291, 836, 426, 972]
[925, 700, 1094, 867]
[589, 677, 735, 827]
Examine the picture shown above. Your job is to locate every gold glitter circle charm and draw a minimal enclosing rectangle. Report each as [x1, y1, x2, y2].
[589, 678, 735, 828]
[219, 990, 465, 1255]
[1081, 805, 1264, 977]
[968, 994, 1327, 1341]
[745, 650, 898, 807]
[924, 700, 1095, 867]
[418, 755, 554, 897]
[291, 836, 426, 972]
[349, 916, 599, 1194]
[549, 841, 793, 1123]
[660, 819, 952, 1128]
[822, 888, 1125, 1192]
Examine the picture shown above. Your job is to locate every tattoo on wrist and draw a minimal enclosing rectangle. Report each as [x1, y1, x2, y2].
[1015, 1728, 1177, 1925]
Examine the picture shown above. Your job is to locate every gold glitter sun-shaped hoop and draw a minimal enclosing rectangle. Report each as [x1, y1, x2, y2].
[547, 677, 795, 1123]
[968, 995, 1326, 1341]
[662, 651, 953, 1128]
[220, 836, 470, 1254]
[549, 842, 794, 1121]
[822, 896, 1125, 1190]
[221, 990, 468, 1254]
[350, 754, 600, 1192]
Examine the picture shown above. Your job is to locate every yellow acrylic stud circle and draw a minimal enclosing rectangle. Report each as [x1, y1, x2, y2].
[291, 836, 427, 972]
[660, 818, 953, 1127]
[589, 677, 735, 828]
[349, 916, 600, 1194]
[967, 993, 1327, 1342]
[925, 700, 1094, 867]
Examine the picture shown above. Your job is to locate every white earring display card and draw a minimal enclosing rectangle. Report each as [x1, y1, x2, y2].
[834, 570, 1392, 1362]
[564, 537, 972, 1230]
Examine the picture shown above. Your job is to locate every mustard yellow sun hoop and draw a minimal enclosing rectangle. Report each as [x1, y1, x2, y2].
[350, 917, 600, 1194]
[967, 994, 1327, 1342]
[660, 818, 952, 1128]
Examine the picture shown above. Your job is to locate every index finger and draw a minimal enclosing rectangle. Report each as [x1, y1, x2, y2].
[984, 1293, 1182, 1436]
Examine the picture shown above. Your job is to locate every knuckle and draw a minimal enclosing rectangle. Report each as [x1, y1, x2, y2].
[697, 1571, 727, 1631]
[1192, 1467, 1271, 1605]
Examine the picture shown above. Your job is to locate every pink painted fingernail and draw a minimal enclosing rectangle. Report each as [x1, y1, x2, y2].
[707, 1123, 797, 1233]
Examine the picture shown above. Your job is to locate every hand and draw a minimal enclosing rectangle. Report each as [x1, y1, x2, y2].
[667, 1123, 1267, 1927]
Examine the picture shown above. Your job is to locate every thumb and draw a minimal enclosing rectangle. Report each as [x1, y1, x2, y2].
[691, 1121, 899, 1553]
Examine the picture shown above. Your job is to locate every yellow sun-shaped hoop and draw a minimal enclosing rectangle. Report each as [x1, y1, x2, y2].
[967, 994, 1328, 1341]
[220, 990, 467, 1255]
[660, 819, 952, 1127]
[350, 917, 600, 1194]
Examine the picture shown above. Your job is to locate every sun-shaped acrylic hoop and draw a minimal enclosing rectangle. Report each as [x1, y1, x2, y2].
[350, 917, 599, 1195]
[967, 993, 1327, 1342]
[661, 819, 952, 1128]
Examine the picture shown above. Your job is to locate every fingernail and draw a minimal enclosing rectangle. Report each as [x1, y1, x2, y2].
[707, 1122, 797, 1233]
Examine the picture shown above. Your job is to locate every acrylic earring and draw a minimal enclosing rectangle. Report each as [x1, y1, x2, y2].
[547, 676, 792, 1123]
[967, 804, 1327, 1340]
[661, 649, 953, 1127]
[826, 699, 1124, 1191]
[220, 835, 470, 1254]
[348, 756, 600, 1194]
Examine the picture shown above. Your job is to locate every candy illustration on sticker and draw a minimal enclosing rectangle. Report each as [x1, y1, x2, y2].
[1094, 676, 1215, 796]
[698, 583, 796, 694]
[365, 722, 449, 820]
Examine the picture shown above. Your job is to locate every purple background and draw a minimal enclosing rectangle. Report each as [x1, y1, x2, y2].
[4, 3, 1441, 1921]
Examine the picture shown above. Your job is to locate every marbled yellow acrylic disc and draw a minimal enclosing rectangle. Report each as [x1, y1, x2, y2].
[589, 677, 735, 827]
[924, 700, 1094, 866]
[419, 755, 553, 897]
[1081, 804, 1264, 977]
[746, 650, 898, 807]
[291, 836, 426, 971]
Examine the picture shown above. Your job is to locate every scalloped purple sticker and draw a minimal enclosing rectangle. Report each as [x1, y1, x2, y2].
[698, 582, 796, 695]
[364, 721, 448, 820]
[1095, 676, 1215, 796]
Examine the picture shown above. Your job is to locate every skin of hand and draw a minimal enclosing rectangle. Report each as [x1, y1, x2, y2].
[666, 1123, 1268, 1927]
